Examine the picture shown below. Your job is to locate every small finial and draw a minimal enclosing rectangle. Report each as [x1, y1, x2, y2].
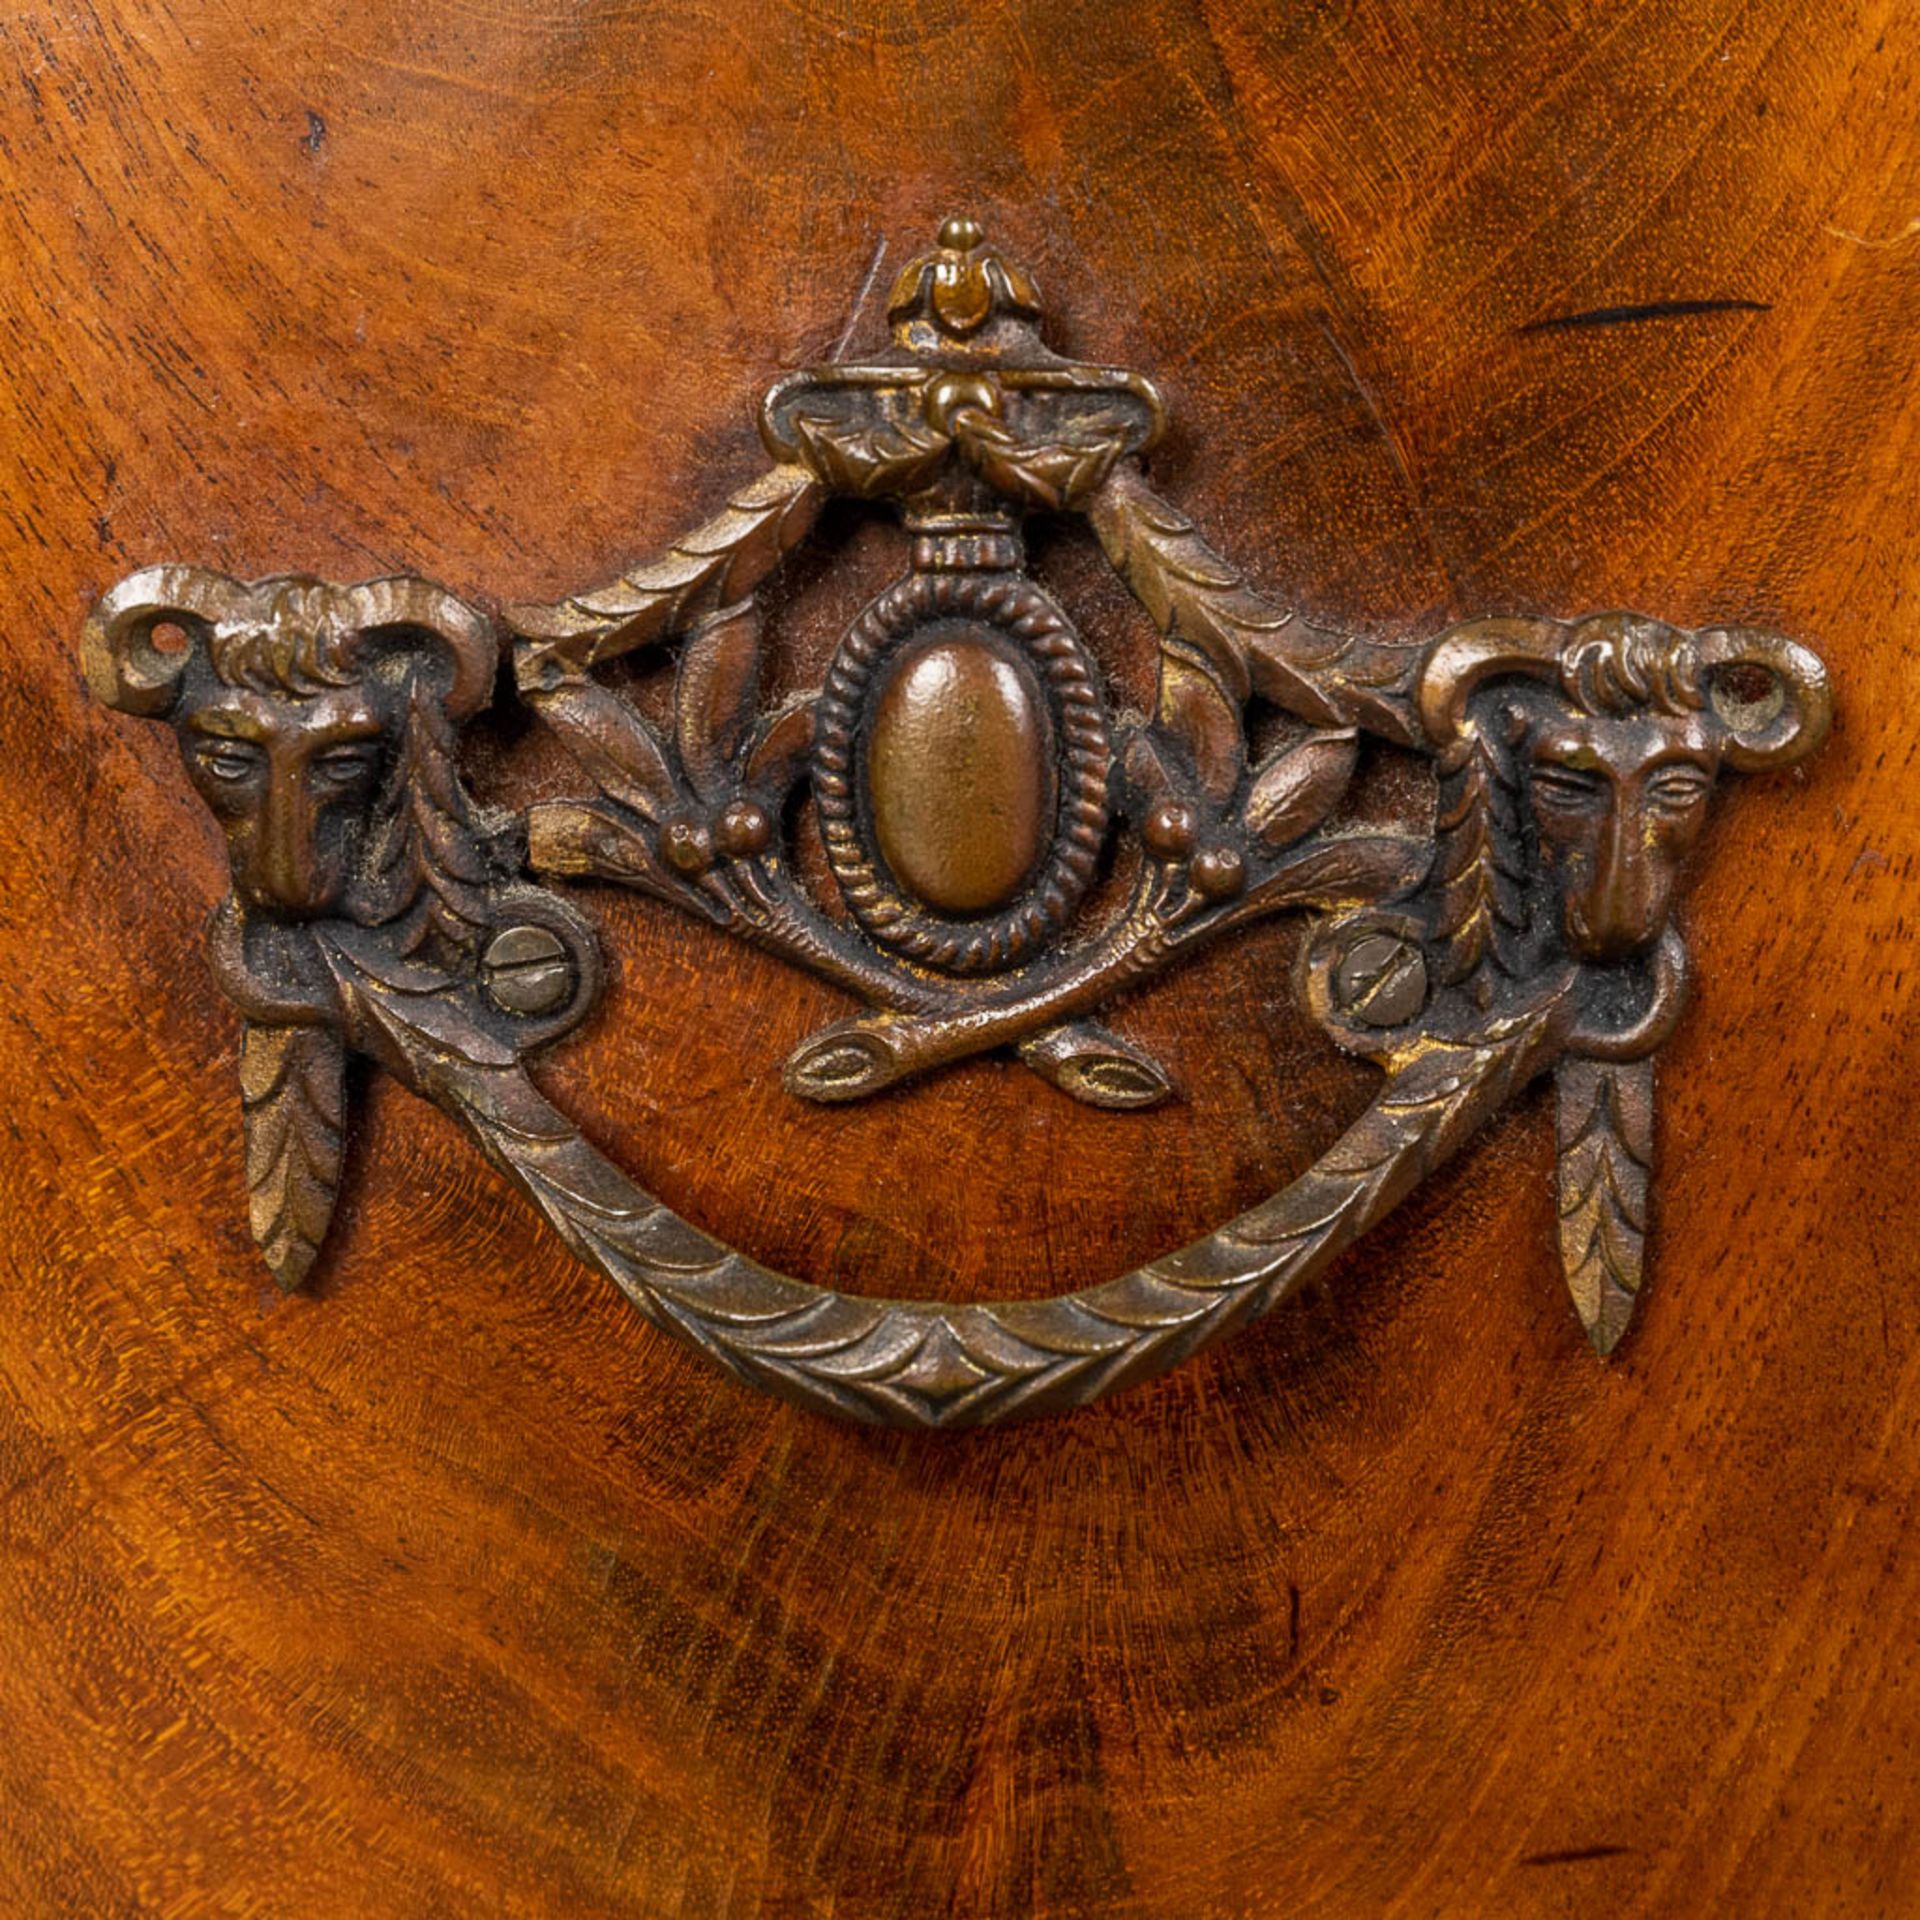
[886, 218, 1043, 348]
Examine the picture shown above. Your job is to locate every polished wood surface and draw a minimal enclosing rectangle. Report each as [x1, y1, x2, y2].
[3, 1, 1917, 1912]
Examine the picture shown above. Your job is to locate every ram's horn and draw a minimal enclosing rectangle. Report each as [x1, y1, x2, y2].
[1695, 626, 1834, 771]
[81, 565, 247, 717]
[1415, 615, 1568, 745]
[343, 576, 498, 717]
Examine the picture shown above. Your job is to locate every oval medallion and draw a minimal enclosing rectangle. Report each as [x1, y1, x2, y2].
[813, 570, 1111, 973]
[867, 632, 1055, 914]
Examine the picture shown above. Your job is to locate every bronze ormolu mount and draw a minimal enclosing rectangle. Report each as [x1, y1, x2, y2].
[84, 218, 1832, 1426]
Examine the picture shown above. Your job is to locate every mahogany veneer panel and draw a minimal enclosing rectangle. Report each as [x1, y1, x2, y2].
[1, 1, 1916, 1913]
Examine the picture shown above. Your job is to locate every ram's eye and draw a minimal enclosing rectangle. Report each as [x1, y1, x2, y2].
[1529, 763, 1608, 809]
[194, 741, 262, 783]
[1646, 765, 1713, 812]
[312, 744, 380, 788]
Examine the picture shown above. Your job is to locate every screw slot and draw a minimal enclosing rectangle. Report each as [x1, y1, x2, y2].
[1333, 932, 1429, 1029]
[481, 924, 575, 1016]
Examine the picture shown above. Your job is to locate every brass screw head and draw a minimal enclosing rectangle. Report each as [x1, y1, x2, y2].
[1333, 932, 1429, 1028]
[481, 924, 574, 1016]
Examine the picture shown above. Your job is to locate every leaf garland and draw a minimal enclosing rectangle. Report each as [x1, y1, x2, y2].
[507, 464, 822, 678]
[1087, 465, 1423, 747]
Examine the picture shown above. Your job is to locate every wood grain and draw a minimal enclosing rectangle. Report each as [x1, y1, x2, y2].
[2, 0, 1917, 1913]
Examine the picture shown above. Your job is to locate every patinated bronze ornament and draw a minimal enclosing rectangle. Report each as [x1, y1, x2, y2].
[84, 219, 1833, 1426]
